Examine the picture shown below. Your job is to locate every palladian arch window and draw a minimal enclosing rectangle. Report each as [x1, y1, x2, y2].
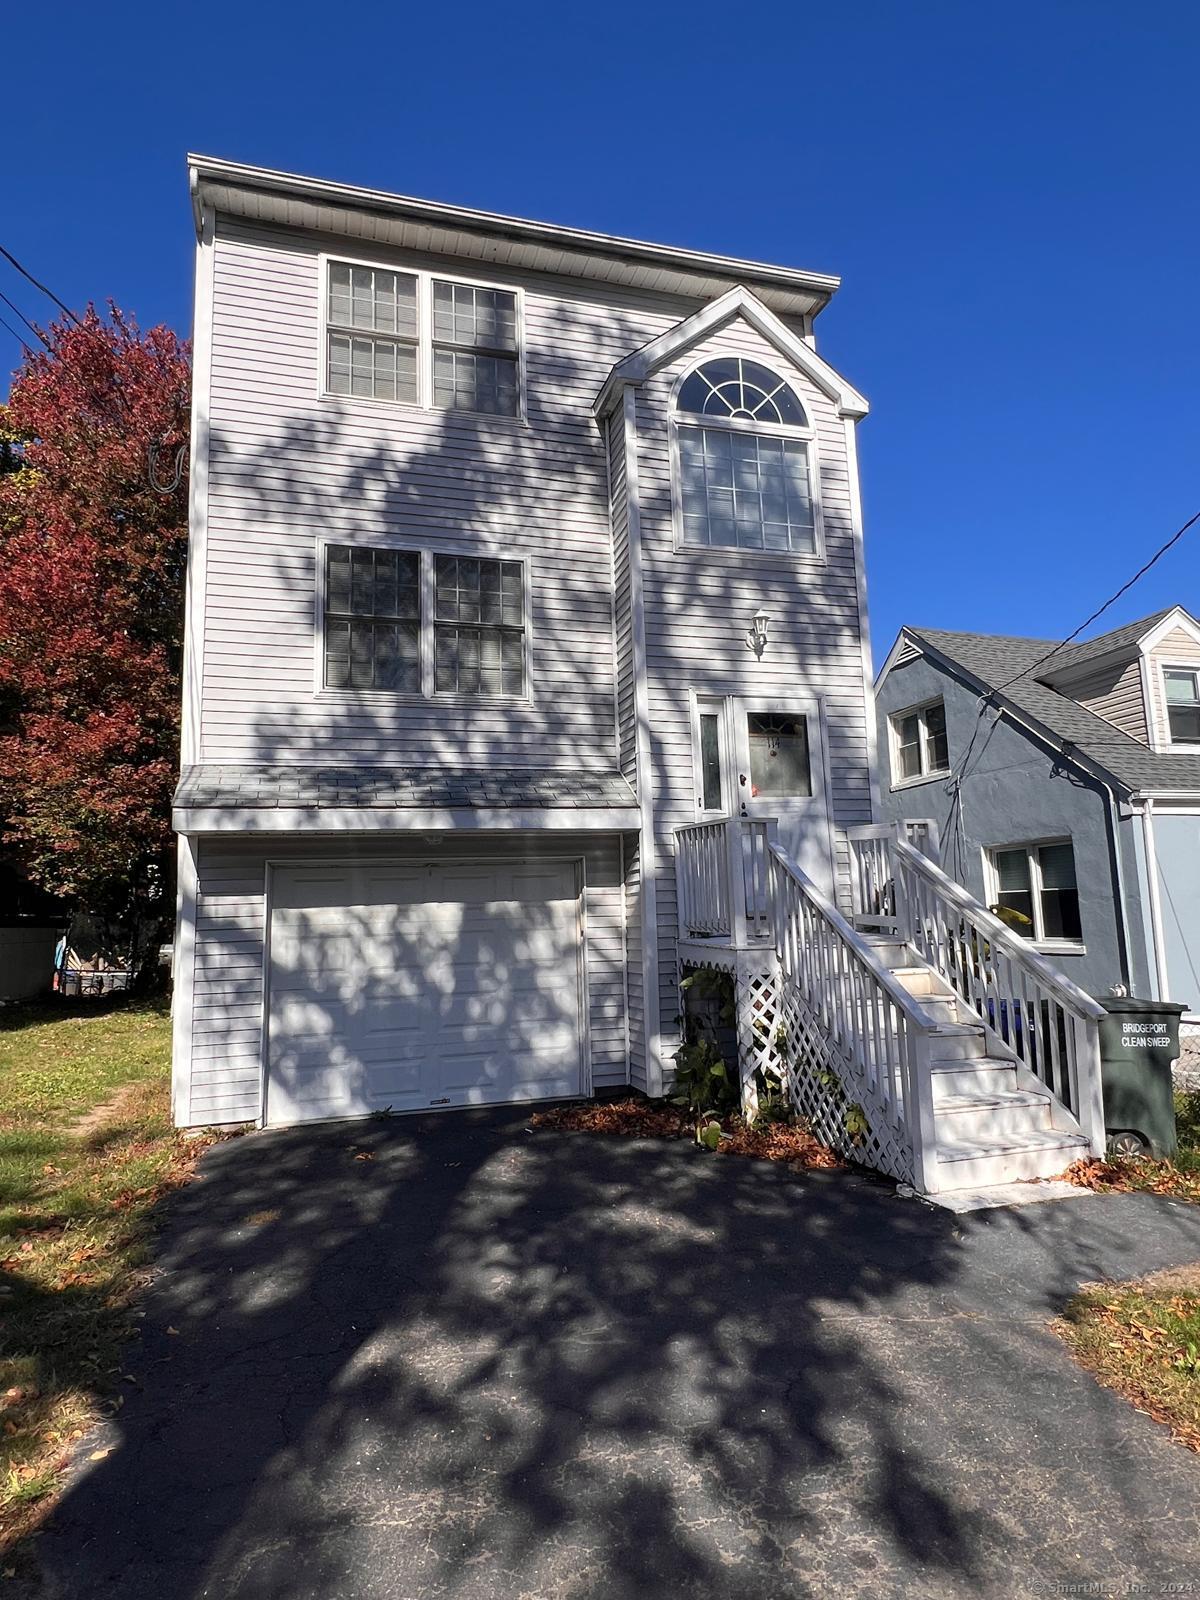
[675, 358, 817, 554]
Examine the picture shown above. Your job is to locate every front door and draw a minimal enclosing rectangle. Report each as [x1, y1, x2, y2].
[692, 694, 834, 897]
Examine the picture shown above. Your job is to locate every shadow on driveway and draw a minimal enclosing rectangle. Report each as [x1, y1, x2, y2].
[29, 1108, 1200, 1598]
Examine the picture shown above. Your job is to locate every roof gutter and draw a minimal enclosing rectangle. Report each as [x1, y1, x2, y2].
[186, 154, 842, 309]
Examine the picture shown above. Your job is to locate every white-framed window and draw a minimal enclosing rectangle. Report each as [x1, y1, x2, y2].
[322, 257, 522, 417]
[888, 699, 949, 785]
[319, 542, 529, 700]
[1163, 667, 1200, 745]
[672, 357, 821, 556]
[985, 839, 1083, 947]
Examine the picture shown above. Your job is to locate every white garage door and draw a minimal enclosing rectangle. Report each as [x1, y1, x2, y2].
[267, 859, 584, 1126]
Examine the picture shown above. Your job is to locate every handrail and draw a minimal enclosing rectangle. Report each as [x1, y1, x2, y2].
[769, 842, 941, 1030]
[767, 840, 942, 1192]
[891, 837, 1105, 1021]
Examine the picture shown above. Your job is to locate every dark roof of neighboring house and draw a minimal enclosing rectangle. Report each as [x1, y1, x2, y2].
[174, 765, 639, 811]
[1046, 609, 1175, 675]
[900, 614, 1200, 795]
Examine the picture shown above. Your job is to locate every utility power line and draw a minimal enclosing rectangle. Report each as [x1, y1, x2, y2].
[0, 242, 81, 327]
[0, 288, 50, 350]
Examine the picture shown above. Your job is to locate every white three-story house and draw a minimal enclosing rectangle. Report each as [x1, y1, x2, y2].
[172, 157, 1108, 1196]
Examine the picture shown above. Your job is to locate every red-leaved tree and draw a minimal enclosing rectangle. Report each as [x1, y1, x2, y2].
[0, 306, 190, 955]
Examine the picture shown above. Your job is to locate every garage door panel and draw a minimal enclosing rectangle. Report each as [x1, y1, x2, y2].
[267, 859, 584, 1126]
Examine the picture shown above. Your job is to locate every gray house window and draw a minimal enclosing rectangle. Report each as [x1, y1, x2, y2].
[890, 699, 949, 783]
[989, 840, 1082, 945]
[326, 263, 419, 402]
[676, 358, 816, 554]
[1164, 668, 1200, 744]
[434, 556, 526, 695]
[324, 545, 421, 691]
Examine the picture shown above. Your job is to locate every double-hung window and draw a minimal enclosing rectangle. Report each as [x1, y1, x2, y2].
[321, 545, 527, 698]
[434, 556, 526, 696]
[1164, 668, 1200, 744]
[889, 699, 949, 784]
[324, 546, 421, 691]
[431, 282, 519, 415]
[324, 258, 520, 416]
[988, 840, 1082, 945]
[326, 263, 419, 403]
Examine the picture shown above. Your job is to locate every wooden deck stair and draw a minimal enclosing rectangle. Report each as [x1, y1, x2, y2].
[863, 936, 1091, 1189]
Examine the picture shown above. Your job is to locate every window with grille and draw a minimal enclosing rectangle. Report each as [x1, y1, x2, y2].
[322, 546, 527, 698]
[326, 263, 419, 402]
[674, 358, 816, 554]
[434, 556, 526, 695]
[324, 260, 521, 416]
[432, 281, 520, 416]
[323, 545, 421, 691]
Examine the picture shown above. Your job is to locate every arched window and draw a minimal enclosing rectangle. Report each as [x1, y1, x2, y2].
[675, 357, 817, 554]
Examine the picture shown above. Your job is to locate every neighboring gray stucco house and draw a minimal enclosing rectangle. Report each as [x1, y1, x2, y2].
[876, 608, 1200, 1020]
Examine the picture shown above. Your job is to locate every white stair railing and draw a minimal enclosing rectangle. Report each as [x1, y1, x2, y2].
[888, 833, 1106, 1157]
[765, 840, 941, 1191]
[676, 817, 773, 945]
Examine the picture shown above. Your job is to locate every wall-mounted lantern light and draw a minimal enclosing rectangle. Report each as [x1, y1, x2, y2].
[745, 608, 771, 659]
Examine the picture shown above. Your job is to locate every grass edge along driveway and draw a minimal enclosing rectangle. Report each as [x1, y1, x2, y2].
[0, 998, 233, 1556]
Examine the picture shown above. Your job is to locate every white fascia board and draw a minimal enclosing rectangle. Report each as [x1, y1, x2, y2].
[592, 285, 869, 421]
[174, 806, 641, 835]
[187, 155, 839, 307]
[874, 628, 923, 689]
[1137, 606, 1200, 655]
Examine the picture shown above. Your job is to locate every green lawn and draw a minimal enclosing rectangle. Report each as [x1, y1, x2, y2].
[1058, 1267, 1200, 1452]
[0, 998, 223, 1551]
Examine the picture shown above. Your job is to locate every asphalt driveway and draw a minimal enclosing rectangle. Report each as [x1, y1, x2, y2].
[29, 1108, 1200, 1599]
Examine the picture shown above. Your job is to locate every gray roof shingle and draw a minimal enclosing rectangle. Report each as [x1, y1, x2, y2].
[174, 765, 639, 812]
[906, 620, 1200, 794]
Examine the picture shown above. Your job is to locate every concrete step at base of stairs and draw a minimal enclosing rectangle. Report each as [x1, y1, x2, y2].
[933, 1089, 1054, 1143]
[934, 1129, 1091, 1190]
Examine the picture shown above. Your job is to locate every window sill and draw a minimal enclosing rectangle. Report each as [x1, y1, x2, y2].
[889, 771, 950, 793]
[313, 688, 533, 708]
[674, 541, 826, 566]
[318, 389, 527, 427]
[1031, 941, 1086, 957]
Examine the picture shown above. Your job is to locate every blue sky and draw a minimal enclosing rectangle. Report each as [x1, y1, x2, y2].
[4, 0, 1196, 660]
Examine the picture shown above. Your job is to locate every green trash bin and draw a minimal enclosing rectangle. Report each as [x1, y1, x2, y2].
[1096, 997, 1186, 1158]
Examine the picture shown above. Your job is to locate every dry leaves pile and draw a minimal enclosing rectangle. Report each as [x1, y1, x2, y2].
[1063, 1157, 1200, 1203]
[530, 1099, 842, 1170]
[1055, 1267, 1200, 1452]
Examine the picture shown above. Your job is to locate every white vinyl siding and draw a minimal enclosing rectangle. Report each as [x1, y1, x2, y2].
[181, 835, 630, 1127]
[631, 316, 873, 1040]
[202, 215, 688, 766]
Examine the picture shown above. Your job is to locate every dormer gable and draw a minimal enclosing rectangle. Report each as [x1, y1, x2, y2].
[592, 285, 869, 422]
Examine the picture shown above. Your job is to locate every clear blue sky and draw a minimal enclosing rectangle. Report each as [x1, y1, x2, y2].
[4, 0, 1197, 660]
